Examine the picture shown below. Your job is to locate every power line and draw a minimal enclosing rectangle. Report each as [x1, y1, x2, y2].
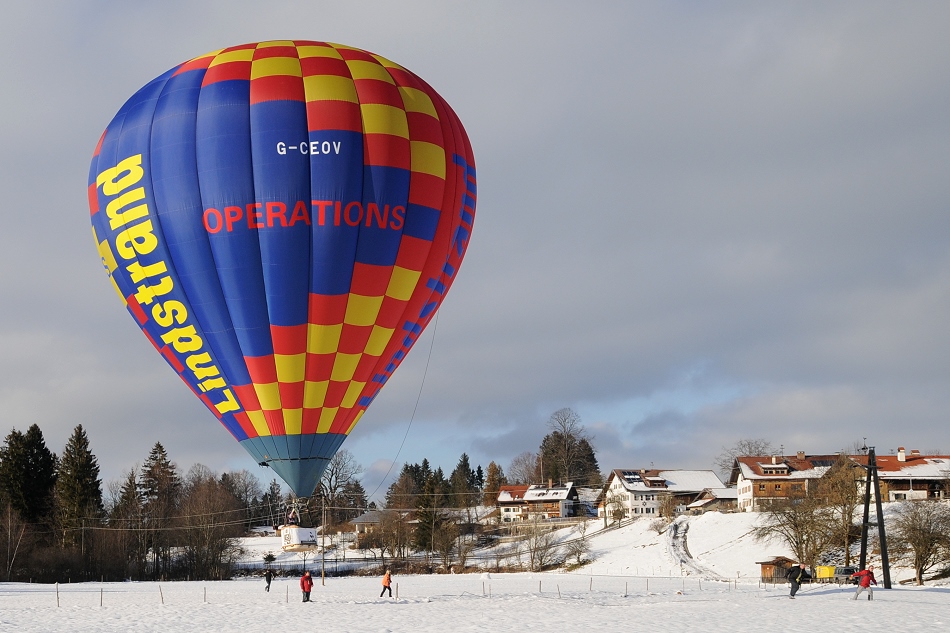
[366, 311, 440, 502]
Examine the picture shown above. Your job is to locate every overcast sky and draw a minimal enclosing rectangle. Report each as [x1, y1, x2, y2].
[2, 1, 949, 500]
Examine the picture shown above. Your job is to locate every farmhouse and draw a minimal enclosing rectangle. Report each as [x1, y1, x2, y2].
[600, 469, 728, 519]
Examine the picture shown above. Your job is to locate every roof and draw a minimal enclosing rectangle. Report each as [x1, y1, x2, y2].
[497, 485, 530, 503]
[708, 487, 738, 499]
[351, 510, 411, 524]
[733, 455, 840, 481]
[575, 487, 603, 503]
[609, 469, 725, 493]
[734, 452, 950, 482]
[523, 481, 575, 502]
[856, 454, 950, 479]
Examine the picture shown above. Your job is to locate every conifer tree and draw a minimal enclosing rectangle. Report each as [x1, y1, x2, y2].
[55, 425, 104, 547]
[482, 461, 508, 506]
[0, 424, 57, 523]
[138, 442, 180, 579]
[449, 453, 478, 508]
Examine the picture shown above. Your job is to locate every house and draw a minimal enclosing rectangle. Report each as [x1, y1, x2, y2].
[575, 487, 603, 517]
[350, 509, 413, 534]
[855, 448, 950, 501]
[686, 487, 739, 514]
[497, 485, 530, 523]
[523, 481, 580, 520]
[731, 449, 950, 511]
[600, 469, 728, 519]
[730, 453, 841, 512]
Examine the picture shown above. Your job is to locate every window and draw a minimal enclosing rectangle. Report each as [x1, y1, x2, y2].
[759, 484, 766, 491]
[775, 484, 782, 491]
[791, 484, 803, 492]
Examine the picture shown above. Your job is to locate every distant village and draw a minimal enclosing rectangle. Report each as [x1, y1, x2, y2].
[352, 445, 950, 531]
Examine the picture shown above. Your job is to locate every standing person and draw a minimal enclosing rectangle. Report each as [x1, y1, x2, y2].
[264, 569, 273, 592]
[380, 569, 392, 598]
[300, 570, 313, 602]
[787, 563, 808, 599]
[851, 565, 877, 600]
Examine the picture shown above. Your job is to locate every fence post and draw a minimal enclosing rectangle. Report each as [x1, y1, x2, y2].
[56, 583, 60, 607]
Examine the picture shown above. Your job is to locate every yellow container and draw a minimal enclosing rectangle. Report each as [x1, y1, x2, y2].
[816, 565, 835, 579]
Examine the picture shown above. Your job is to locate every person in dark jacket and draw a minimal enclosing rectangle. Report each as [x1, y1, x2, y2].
[300, 571, 313, 602]
[788, 563, 808, 598]
[851, 565, 877, 600]
[264, 569, 273, 592]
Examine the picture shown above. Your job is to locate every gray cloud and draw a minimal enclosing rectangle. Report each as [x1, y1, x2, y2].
[2, 1, 949, 498]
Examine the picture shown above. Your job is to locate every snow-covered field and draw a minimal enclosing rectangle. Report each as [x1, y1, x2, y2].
[2, 513, 947, 632]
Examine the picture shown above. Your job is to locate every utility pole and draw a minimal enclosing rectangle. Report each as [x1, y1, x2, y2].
[321, 495, 326, 586]
[858, 446, 892, 588]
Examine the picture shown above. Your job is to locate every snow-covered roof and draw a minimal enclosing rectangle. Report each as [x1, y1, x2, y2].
[523, 481, 575, 502]
[497, 485, 529, 503]
[735, 453, 950, 482]
[871, 455, 950, 479]
[576, 487, 603, 503]
[610, 469, 724, 493]
[735, 456, 836, 481]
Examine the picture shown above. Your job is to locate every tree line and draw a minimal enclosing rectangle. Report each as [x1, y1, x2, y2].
[0, 424, 367, 582]
[0, 408, 605, 581]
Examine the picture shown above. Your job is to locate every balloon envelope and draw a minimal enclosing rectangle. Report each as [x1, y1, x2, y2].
[88, 41, 476, 496]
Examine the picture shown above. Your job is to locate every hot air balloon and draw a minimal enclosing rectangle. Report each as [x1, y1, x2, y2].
[88, 40, 476, 499]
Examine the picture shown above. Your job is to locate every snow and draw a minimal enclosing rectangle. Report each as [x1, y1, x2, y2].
[3, 512, 947, 632]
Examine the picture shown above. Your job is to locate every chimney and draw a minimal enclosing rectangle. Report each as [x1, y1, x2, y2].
[772, 455, 778, 464]
[897, 447, 906, 462]
[548, 478, 553, 489]
[796, 451, 805, 460]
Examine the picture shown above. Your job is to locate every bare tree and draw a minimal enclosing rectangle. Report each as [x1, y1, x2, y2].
[177, 467, 244, 580]
[605, 492, 627, 525]
[433, 522, 457, 571]
[563, 520, 591, 565]
[319, 449, 364, 526]
[525, 517, 561, 571]
[508, 451, 541, 485]
[814, 454, 862, 565]
[378, 510, 411, 563]
[1, 501, 27, 581]
[715, 438, 774, 480]
[658, 494, 679, 520]
[540, 408, 600, 485]
[890, 501, 950, 585]
[753, 495, 835, 572]
[220, 469, 263, 529]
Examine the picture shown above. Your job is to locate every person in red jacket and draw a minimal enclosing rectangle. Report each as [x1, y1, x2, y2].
[300, 570, 313, 602]
[851, 565, 877, 600]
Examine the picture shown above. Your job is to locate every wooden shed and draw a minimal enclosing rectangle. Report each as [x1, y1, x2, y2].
[755, 556, 797, 583]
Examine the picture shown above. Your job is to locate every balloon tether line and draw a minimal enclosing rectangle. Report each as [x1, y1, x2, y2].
[366, 311, 440, 502]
